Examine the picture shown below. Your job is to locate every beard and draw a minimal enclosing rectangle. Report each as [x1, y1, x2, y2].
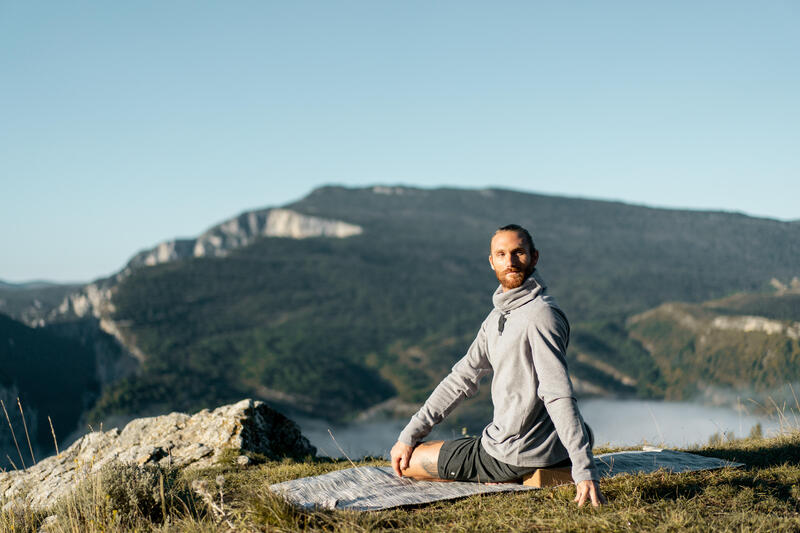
[495, 263, 534, 290]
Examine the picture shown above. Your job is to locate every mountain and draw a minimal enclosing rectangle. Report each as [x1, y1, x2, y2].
[626, 290, 800, 406]
[3, 185, 799, 429]
[125, 207, 363, 271]
[0, 280, 67, 290]
[0, 281, 82, 325]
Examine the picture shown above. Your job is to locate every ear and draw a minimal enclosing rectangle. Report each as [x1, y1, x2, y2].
[531, 249, 540, 267]
[488, 254, 495, 271]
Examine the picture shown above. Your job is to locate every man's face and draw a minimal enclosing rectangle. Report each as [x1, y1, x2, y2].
[489, 230, 539, 292]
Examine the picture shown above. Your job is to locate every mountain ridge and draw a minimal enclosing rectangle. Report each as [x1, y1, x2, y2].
[0, 280, 74, 290]
[89, 185, 799, 422]
[2, 185, 798, 432]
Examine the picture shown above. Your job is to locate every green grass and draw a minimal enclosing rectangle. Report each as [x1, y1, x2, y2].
[5, 431, 800, 532]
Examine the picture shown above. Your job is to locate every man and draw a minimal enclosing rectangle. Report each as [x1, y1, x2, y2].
[390, 224, 607, 507]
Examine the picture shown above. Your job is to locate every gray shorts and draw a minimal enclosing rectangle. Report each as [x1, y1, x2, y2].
[436, 425, 593, 483]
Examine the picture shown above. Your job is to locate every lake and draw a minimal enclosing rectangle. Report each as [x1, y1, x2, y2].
[295, 398, 789, 460]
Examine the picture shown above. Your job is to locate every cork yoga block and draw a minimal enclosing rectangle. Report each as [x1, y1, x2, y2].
[522, 467, 573, 487]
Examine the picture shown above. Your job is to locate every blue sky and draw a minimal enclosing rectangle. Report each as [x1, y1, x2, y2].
[1, 1, 798, 282]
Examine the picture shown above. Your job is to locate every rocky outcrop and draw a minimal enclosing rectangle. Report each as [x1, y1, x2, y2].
[24, 208, 363, 361]
[10, 206, 365, 395]
[769, 276, 800, 293]
[0, 399, 315, 511]
[629, 302, 800, 341]
[711, 315, 800, 340]
[19, 207, 362, 328]
[126, 207, 362, 270]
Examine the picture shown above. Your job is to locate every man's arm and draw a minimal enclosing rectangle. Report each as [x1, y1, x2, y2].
[391, 320, 492, 476]
[528, 307, 605, 505]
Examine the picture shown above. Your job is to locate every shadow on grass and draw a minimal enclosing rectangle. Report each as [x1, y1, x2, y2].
[627, 470, 800, 510]
[695, 440, 800, 468]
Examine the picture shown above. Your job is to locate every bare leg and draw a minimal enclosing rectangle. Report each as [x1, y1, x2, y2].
[400, 440, 447, 481]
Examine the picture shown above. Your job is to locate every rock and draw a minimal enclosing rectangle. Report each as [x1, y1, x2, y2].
[0, 399, 315, 511]
[236, 455, 251, 466]
[127, 208, 363, 271]
[711, 314, 800, 340]
[37, 514, 58, 533]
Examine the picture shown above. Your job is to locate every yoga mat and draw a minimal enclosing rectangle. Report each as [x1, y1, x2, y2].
[269, 447, 743, 511]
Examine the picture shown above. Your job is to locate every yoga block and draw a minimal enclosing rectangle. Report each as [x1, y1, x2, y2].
[522, 467, 573, 487]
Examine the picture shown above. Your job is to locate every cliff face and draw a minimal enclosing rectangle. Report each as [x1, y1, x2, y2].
[7, 207, 362, 330]
[0, 204, 365, 449]
[126, 208, 363, 269]
[710, 315, 800, 340]
[34, 208, 363, 324]
[6, 207, 364, 374]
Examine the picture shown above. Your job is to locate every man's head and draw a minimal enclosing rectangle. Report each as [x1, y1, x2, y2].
[489, 224, 539, 292]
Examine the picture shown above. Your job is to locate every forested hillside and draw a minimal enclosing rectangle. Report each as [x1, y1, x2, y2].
[627, 291, 800, 404]
[82, 186, 800, 423]
[0, 313, 98, 462]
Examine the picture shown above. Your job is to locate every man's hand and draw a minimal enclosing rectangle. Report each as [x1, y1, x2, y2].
[573, 480, 607, 507]
[390, 441, 414, 477]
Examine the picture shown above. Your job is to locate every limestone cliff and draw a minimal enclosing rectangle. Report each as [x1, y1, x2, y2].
[126, 207, 362, 270]
[0, 205, 363, 457]
[40, 207, 362, 324]
[19, 207, 363, 369]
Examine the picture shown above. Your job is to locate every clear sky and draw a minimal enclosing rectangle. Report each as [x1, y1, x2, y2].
[1, 1, 798, 283]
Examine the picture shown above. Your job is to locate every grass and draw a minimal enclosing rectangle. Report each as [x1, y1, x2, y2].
[2, 429, 800, 532]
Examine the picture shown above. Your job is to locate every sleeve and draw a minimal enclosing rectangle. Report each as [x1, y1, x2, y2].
[529, 307, 599, 483]
[397, 319, 493, 446]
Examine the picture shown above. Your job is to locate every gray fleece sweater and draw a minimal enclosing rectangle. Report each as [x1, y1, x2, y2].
[397, 270, 598, 484]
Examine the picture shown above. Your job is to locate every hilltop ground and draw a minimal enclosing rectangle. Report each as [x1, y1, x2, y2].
[4, 428, 800, 532]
